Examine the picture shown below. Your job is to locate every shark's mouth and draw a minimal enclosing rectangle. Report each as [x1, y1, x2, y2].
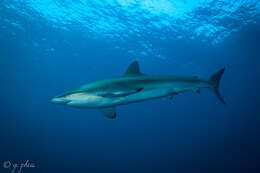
[51, 97, 71, 105]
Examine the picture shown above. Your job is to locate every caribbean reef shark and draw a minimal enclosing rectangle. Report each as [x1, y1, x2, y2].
[51, 61, 225, 119]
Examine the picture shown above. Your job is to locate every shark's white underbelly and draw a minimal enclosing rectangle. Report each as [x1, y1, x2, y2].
[66, 88, 172, 108]
[99, 88, 172, 107]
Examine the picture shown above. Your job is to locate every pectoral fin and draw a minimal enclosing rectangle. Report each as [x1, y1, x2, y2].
[169, 95, 174, 100]
[100, 107, 116, 119]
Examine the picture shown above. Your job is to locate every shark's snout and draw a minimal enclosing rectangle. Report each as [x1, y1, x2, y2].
[50, 97, 70, 105]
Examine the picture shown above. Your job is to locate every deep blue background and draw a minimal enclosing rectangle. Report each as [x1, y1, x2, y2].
[0, 1, 260, 173]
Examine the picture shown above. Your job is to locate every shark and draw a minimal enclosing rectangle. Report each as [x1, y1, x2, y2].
[51, 61, 225, 119]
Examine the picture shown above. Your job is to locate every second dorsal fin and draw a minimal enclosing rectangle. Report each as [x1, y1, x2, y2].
[124, 61, 143, 76]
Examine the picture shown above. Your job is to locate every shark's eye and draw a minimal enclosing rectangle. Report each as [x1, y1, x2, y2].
[56, 92, 77, 98]
[56, 93, 69, 98]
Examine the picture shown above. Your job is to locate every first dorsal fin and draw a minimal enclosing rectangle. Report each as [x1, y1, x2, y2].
[124, 61, 143, 76]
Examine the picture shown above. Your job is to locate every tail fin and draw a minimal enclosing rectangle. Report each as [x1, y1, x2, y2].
[208, 68, 226, 104]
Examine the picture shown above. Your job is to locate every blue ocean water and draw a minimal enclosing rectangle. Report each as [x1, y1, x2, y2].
[0, 0, 259, 172]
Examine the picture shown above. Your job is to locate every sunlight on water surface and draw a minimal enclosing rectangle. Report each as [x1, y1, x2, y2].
[1, 0, 260, 59]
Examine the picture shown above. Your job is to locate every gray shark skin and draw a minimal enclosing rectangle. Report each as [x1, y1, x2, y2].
[51, 61, 225, 119]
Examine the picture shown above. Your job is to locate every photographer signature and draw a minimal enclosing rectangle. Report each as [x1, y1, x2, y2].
[3, 160, 36, 173]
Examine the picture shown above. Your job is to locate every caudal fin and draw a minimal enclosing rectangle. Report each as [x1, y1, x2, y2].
[208, 68, 226, 104]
